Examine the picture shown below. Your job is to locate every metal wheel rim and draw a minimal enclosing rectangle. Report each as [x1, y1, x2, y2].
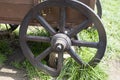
[96, 0, 102, 18]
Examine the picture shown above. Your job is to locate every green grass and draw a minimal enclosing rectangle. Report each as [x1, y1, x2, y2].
[0, 40, 12, 55]
[21, 60, 50, 80]
[0, 40, 12, 65]
[101, 0, 120, 59]
[57, 58, 107, 80]
[0, 53, 6, 65]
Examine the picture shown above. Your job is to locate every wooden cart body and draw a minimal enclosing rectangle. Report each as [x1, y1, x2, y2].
[0, 0, 95, 25]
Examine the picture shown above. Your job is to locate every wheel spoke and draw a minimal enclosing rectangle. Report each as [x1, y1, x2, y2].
[36, 15, 56, 35]
[59, 7, 66, 32]
[26, 36, 50, 43]
[68, 20, 90, 37]
[36, 47, 52, 61]
[72, 40, 98, 48]
[9, 24, 18, 31]
[57, 52, 63, 72]
[67, 47, 85, 65]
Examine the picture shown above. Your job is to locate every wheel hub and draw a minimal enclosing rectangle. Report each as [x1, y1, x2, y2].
[51, 33, 71, 51]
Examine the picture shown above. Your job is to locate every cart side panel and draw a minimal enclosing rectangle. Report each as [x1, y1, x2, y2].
[0, 0, 37, 24]
[43, 0, 96, 26]
[0, 0, 96, 25]
[66, 0, 96, 26]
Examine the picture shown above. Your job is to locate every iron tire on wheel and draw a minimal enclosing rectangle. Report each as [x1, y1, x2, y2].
[19, 0, 106, 77]
[96, 0, 102, 18]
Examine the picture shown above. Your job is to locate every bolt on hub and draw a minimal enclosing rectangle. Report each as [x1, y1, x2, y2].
[51, 33, 71, 51]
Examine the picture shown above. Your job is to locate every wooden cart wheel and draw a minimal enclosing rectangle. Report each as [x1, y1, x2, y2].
[0, 24, 18, 35]
[19, 0, 106, 77]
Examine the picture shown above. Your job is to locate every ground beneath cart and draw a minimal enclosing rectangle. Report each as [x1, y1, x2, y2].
[0, 65, 28, 80]
[107, 59, 120, 80]
[0, 59, 120, 80]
